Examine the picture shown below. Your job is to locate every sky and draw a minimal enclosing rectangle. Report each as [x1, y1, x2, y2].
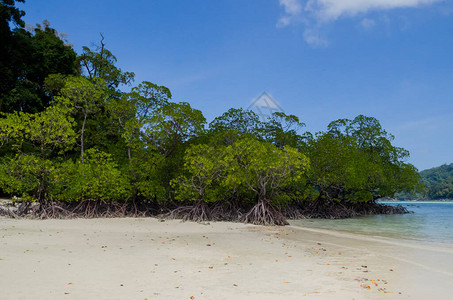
[17, 0, 453, 171]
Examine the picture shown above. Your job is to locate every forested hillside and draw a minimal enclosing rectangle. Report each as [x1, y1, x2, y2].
[421, 164, 453, 199]
[0, 0, 423, 224]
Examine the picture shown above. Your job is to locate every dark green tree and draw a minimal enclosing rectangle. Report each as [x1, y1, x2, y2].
[145, 102, 206, 157]
[171, 143, 230, 221]
[262, 112, 306, 149]
[55, 76, 107, 163]
[79, 35, 134, 93]
[0, 18, 78, 113]
[209, 108, 262, 136]
[307, 115, 423, 208]
[0, 0, 25, 106]
[224, 137, 309, 225]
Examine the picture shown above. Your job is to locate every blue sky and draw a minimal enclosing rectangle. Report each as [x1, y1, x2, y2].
[18, 0, 453, 171]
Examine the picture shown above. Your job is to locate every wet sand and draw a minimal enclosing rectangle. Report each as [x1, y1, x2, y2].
[0, 217, 451, 299]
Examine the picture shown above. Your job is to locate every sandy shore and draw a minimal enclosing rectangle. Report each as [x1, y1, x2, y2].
[0, 217, 451, 300]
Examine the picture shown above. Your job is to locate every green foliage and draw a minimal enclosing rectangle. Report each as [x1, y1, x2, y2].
[0, 111, 29, 150]
[26, 104, 76, 156]
[44, 73, 68, 97]
[0, 154, 53, 201]
[428, 177, 453, 199]
[105, 93, 137, 152]
[0, 0, 25, 108]
[172, 144, 229, 203]
[0, 150, 131, 203]
[0, 0, 424, 220]
[209, 108, 262, 137]
[0, 0, 25, 28]
[130, 81, 171, 121]
[420, 163, 453, 199]
[224, 137, 309, 203]
[51, 149, 131, 202]
[1, 102, 76, 157]
[145, 102, 206, 157]
[172, 136, 309, 210]
[106, 81, 172, 162]
[26, 21, 79, 80]
[261, 112, 306, 149]
[0, 19, 78, 113]
[58, 76, 107, 109]
[128, 151, 166, 201]
[1, 82, 42, 114]
[56, 76, 107, 162]
[422, 163, 453, 185]
[307, 116, 422, 203]
[79, 37, 134, 91]
[307, 132, 356, 202]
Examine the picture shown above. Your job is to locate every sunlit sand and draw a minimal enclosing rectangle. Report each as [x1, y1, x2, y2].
[1, 218, 451, 299]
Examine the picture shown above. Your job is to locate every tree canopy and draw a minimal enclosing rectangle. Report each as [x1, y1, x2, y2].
[0, 11, 78, 113]
[420, 164, 453, 199]
[0, 3, 423, 223]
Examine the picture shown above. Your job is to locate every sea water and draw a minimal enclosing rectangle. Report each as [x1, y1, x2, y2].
[291, 201, 453, 248]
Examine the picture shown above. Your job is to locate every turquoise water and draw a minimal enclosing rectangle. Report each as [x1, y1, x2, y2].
[291, 201, 453, 247]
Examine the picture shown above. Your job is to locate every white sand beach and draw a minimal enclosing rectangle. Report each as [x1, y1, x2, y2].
[1, 217, 452, 300]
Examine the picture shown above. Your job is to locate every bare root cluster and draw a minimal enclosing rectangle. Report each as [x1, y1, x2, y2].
[0, 199, 159, 219]
[284, 200, 409, 220]
[0, 198, 409, 225]
[243, 199, 288, 226]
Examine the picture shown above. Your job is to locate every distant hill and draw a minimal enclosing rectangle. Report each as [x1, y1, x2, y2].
[420, 163, 453, 199]
[395, 163, 453, 200]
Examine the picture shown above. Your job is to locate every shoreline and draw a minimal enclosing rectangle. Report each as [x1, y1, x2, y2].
[379, 199, 453, 202]
[1, 217, 452, 299]
[289, 223, 453, 253]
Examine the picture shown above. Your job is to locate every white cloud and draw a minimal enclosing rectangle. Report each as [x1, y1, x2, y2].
[303, 28, 329, 46]
[278, 0, 444, 45]
[360, 18, 376, 29]
[277, 16, 292, 27]
[281, 0, 303, 15]
[278, 0, 303, 27]
[306, 0, 443, 21]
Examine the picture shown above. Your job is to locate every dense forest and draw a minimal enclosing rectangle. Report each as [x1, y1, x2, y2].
[0, 0, 423, 225]
[395, 164, 453, 200]
[420, 164, 453, 199]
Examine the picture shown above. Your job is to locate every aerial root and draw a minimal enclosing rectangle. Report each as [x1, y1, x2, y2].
[284, 201, 409, 220]
[0, 198, 409, 223]
[184, 200, 212, 222]
[243, 199, 289, 226]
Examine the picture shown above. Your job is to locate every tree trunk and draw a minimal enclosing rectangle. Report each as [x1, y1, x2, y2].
[127, 145, 131, 162]
[81, 112, 87, 163]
